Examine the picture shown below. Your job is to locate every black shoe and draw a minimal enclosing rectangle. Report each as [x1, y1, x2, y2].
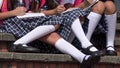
[106, 46, 117, 56]
[82, 55, 100, 65]
[81, 45, 105, 56]
[11, 44, 40, 53]
[106, 50, 117, 56]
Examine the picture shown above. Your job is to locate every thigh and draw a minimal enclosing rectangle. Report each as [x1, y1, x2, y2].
[91, 1, 105, 14]
[40, 32, 61, 46]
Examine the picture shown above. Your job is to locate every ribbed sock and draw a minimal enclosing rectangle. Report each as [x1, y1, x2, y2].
[55, 38, 90, 63]
[14, 25, 55, 45]
[105, 13, 117, 51]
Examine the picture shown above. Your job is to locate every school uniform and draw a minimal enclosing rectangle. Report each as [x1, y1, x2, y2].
[0, 0, 89, 53]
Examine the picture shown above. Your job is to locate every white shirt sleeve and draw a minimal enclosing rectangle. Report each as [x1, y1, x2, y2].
[60, 0, 75, 5]
[0, 0, 3, 9]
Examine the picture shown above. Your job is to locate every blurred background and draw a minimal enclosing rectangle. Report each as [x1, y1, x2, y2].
[114, 0, 120, 11]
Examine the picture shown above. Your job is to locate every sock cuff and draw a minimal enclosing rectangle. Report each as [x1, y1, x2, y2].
[42, 25, 55, 31]
[88, 12, 101, 18]
[55, 38, 64, 47]
[48, 25, 56, 31]
[105, 12, 117, 17]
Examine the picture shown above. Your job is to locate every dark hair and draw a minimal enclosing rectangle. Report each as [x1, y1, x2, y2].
[7, 0, 18, 11]
[45, 0, 58, 10]
[29, 0, 41, 12]
[29, 0, 59, 11]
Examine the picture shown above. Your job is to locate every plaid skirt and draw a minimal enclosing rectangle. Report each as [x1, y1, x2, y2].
[1, 8, 88, 53]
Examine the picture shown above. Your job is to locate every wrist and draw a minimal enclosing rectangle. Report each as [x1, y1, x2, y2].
[53, 8, 58, 14]
[9, 10, 16, 16]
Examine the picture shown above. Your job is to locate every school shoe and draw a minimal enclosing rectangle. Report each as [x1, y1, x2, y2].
[81, 45, 106, 57]
[106, 50, 117, 56]
[82, 55, 100, 65]
[106, 46, 117, 56]
[11, 44, 40, 53]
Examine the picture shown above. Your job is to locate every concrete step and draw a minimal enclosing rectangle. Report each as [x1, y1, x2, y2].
[0, 52, 119, 64]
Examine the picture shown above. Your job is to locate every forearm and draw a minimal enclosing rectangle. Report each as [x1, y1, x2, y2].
[41, 9, 57, 16]
[0, 11, 15, 20]
[0, 7, 26, 20]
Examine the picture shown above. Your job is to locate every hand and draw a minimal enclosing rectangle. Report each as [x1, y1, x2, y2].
[12, 7, 27, 16]
[64, 3, 73, 9]
[55, 5, 66, 13]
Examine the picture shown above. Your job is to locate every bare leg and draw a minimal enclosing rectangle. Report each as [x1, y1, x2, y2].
[39, 32, 61, 46]
[40, 32, 99, 63]
[104, 1, 117, 55]
[86, 1, 105, 40]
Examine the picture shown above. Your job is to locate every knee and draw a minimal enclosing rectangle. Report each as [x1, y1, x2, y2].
[104, 1, 116, 14]
[49, 32, 61, 40]
[91, 1, 105, 14]
[40, 32, 61, 45]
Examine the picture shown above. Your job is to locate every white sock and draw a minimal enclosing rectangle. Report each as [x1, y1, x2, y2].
[55, 38, 90, 63]
[86, 12, 102, 40]
[105, 13, 117, 51]
[14, 25, 55, 45]
[71, 18, 98, 51]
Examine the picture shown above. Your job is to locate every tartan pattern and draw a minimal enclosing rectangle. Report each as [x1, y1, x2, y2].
[1, 8, 87, 40]
[2, 15, 63, 38]
[1, 8, 108, 53]
[1, 8, 88, 53]
[57, 8, 88, 40]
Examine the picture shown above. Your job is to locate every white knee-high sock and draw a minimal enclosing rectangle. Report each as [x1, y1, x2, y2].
[105, 13, 117, 51]
[86, 12, 102, 40]
[55, 38, 90, 63]
[71, 18, 98, 51]
[14, 25, 55, 45]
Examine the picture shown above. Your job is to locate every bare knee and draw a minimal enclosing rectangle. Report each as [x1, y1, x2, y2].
[104, 1, 116, 15]
[39, 32, 61, 46]
[91, 1, 105, 14]
[48, 32, 61, 41]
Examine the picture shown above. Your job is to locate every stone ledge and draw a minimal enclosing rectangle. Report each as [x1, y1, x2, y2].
[0, 33, 16, 41]
[100, 56, 120, 64]
[0, 52, 120, 64]
[0, 52, 74, 62]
